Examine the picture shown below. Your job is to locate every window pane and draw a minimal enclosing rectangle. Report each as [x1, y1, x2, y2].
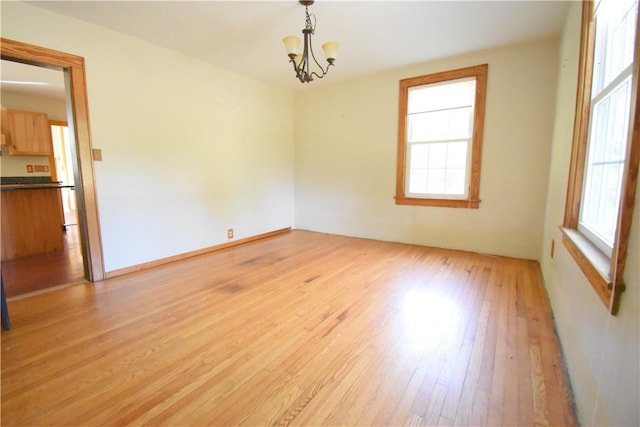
[408, 78, 475, 114]
[450, 108, 474, 137]
[428, 143, 447, 169]
[408, 141, 469, 197]
[445, 169, 466, 194]
[581, 75, 632, 247]
[408, 107, 473, 142]
[606, 80, 632, 161]
[592, 0, 637, 93]
[447, 141, 468, 169]
[409, 168, 427, 193]
[410, 144, 429, 169]
[426, 169, 446, 194]
[409, 111, 448, 142]
[581, 162, 624, 246]
[582, 163, 604, 226]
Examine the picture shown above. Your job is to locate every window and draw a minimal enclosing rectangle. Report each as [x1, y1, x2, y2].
[396, 64, 488, 208]
[563, 0, 640, 315]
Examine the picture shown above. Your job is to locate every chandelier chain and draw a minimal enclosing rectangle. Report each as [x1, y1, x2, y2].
[305, 7, 315, 31]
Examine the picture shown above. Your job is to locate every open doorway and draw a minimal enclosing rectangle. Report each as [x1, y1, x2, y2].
[1, 63, 85, 296]
[1, 38, 104, 297]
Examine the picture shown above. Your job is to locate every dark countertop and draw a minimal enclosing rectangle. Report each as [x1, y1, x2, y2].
[1, 176, 55, 185]
[0, 176, 74, 191]
[1, 183, 75, 191]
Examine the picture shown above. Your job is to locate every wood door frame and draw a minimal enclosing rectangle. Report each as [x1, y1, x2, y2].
[1, 38, 104, 281]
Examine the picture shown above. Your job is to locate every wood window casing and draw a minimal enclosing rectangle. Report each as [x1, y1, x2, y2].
[395, 64, 488, 208]
[562, 0, 640, 315]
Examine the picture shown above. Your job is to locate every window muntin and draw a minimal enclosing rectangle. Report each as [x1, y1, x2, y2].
[396, 64, 487, 208]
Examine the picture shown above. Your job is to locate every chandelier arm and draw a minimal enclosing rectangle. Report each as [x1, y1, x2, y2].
[289, 58, 306, 83]
[307, 36, 328, 77]
[309, 57, 332, 81]
[309, 64, 332, 81]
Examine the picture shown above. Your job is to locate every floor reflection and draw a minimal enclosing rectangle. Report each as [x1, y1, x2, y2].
[400, 288, 458, 350]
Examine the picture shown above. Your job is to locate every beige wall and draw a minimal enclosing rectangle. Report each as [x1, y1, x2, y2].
[294, 39, 559, 260]
[1, 1, 295, 272]
[541, 2, 639, 425]
[1, 91, 68, 122]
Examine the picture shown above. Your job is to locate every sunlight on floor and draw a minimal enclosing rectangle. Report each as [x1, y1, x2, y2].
[401, 288, 458, 349]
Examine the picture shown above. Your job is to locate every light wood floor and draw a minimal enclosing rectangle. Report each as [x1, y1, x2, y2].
[1, 230, 576, 426]
[1, 225, 85, 298]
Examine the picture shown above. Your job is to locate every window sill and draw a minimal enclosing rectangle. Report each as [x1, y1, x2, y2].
[395, 196, 480, 209]
[560, 226, 624, 315]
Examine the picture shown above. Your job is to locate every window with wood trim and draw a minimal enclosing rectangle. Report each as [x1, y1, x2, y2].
[563, 0, 640, 315]
[395, 64, 487, 208]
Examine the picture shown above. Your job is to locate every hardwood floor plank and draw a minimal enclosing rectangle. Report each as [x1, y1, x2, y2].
[385, 363, 428, 427]
[502, 260, 520, 426]
[1, 230, 577, 426]
[454, 298, 491, 426]
[356, 354, 417, 426]
[423, 381, 448, 426]
[486, 259, 508, 426]
[530, 343, 550, 427]
[517, 315, 534, 427]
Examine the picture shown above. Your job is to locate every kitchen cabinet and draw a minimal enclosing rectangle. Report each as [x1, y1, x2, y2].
[0, 109, 53, 156]
[1, 186, 64, 261]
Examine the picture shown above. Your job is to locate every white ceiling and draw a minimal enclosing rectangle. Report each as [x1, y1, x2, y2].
[1, 60, 66, 100]
[4, 0, 572, 97]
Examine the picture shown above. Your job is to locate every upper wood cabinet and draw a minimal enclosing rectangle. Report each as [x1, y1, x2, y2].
[1, 109, 53, 156]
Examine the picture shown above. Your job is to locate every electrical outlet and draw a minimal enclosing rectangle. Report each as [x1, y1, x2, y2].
[26, 165, 34, 173]
[227, 228, 234, 239]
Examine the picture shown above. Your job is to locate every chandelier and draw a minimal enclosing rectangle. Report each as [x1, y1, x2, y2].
[282, 0, 339, 83]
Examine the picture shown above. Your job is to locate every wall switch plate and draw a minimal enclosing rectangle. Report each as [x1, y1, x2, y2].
[227, 229, 234, 239]
[92, 148, 103, 161]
